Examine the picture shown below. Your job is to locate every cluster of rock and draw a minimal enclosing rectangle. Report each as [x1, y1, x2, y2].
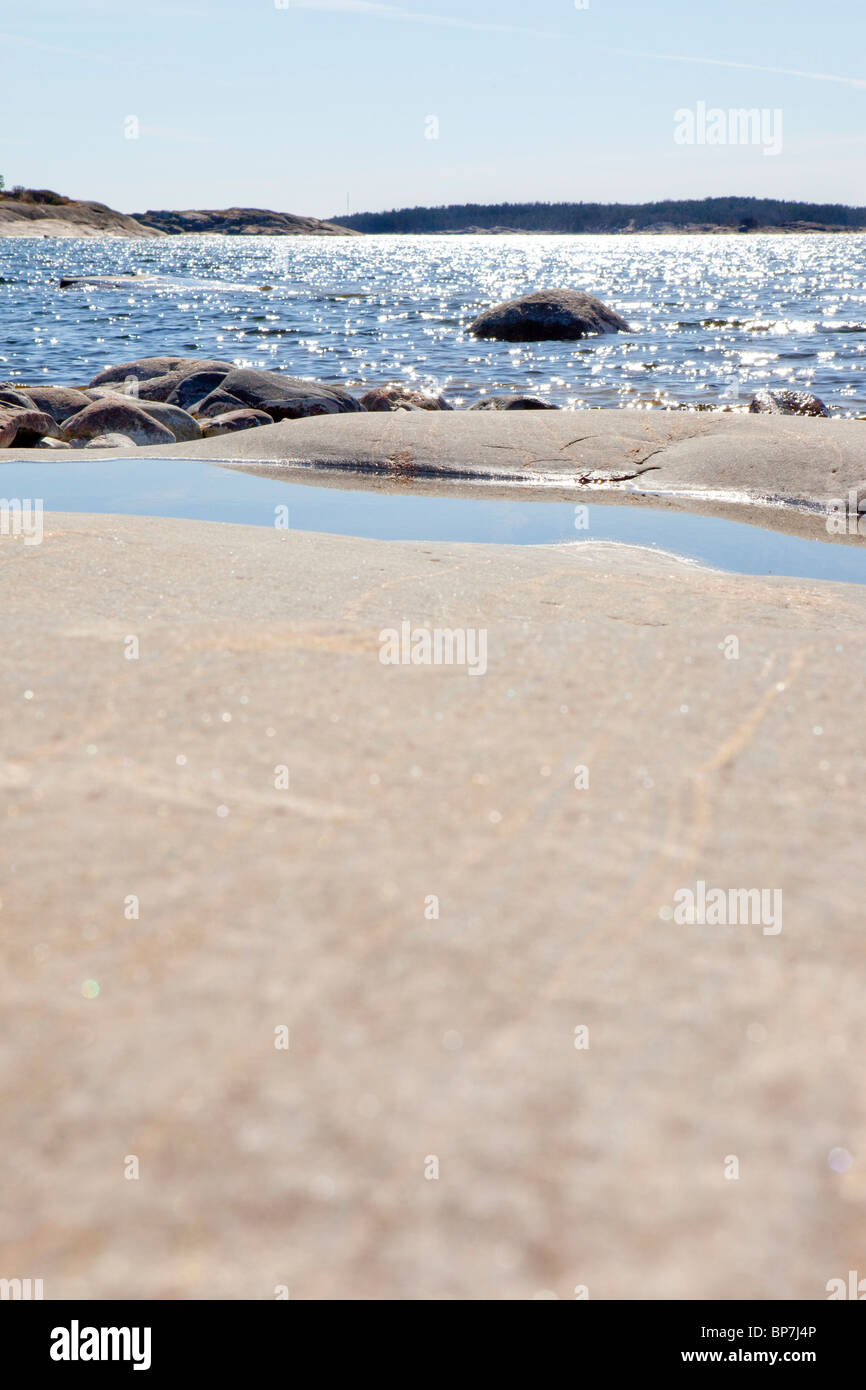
[0, 358, 366, 450]
[0, 354, 570, 450]
[0, 368, 835, 452]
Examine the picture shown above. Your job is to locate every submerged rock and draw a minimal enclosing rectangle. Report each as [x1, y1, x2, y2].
[360, 386, 453, 412]
[469, 395, 559, 411]
[59, 274, 151, 290]
[468, 289, 630, 341]
[748, 389, 830, 418]
[62, 400, 176, 447]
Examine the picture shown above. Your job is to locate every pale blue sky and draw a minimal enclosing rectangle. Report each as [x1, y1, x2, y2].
[1, 0, 864, 216]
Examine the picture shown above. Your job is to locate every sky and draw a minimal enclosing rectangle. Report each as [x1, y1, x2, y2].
[1, 0, 864, 217]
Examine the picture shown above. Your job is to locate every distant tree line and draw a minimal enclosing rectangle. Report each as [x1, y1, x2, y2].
[332, 197, 866, 234]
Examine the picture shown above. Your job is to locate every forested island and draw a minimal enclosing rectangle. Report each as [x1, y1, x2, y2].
[332, 196, 866, 235]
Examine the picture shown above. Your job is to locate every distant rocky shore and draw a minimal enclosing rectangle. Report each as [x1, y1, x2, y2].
[0, 190, 360, 239]
[0, 190, 161, 239]
[5, 189, 864, 240]
[130, 208, 360, 236]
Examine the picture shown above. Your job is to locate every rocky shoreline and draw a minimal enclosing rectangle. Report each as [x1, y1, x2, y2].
[0, 357, 837, 455]
[4, 390, 864, 544]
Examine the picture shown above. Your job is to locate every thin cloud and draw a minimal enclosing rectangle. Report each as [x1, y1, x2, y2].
[285, 0, 559, 39]
[0, 31, 117, 65]
[626, 50, 866, 91]
[139, 126, 212, 144]
[0, 28, 239, 89]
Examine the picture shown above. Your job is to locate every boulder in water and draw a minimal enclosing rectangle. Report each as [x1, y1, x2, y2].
[748, 389, 829, 417]
[360, 386, 452, 412]
[468, 289, 630, 342]
[469, 395, 559, 411]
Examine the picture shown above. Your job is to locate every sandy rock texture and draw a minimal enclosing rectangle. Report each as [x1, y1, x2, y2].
[0, 513, 864, 1300]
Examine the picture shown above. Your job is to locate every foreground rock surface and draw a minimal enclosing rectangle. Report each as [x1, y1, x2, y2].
[468, 288, 631, 341]
[1, 512, 864, 1299]
[23, 409, 862, 527]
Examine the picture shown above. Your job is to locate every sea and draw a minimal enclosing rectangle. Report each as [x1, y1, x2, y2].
[1, 232, 865, 412]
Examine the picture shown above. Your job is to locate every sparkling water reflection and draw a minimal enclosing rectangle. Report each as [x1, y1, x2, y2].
[1, 233, 864, 411]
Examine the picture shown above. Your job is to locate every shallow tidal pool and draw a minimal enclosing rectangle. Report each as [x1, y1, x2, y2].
[3, 454, 866, 585]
